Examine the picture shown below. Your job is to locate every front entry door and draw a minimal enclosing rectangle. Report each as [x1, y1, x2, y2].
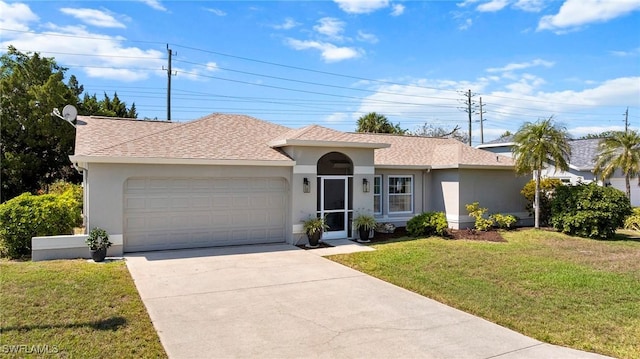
[319, 176, 350, 240]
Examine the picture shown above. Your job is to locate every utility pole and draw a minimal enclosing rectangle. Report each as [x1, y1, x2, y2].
[163, 45, 176, 121]
[458, 89, 477, 146]
[479, 97, 486, 144]
[624, 107, 629, 133]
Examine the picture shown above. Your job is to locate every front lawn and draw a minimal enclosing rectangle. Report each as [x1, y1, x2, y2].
[0, 259, 166, 358]
[328, 229, 640, 359]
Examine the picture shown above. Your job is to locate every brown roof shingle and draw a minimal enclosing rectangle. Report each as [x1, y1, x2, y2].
[73, 113, 513, 168]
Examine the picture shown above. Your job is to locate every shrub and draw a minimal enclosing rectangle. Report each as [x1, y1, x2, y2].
[521, 178, 563, 226]
[0, 191, 81, 258]
[624, 207, 640, 231]
[48, 181, 83, 227]
[550, 183, 632, 239]
[465, 202, 494, 231]
[407, 212, 448, 237]
[491, 213, 518, 229]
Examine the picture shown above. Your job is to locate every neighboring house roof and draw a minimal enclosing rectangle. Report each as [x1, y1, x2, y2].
[71, 113, 514, 169]
[568, 139, 600, 170]
[476, 136, 601, 171]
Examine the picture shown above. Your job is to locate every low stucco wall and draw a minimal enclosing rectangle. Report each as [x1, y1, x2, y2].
[31, 234, 123, 261]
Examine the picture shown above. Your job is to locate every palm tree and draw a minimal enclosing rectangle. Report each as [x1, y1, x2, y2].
[512, 117, 571, 228]
[356, 112, 405, 134]
[593, 130, 640, 199]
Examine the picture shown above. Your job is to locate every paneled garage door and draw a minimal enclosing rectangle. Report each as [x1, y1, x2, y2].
[124, 177, 287, 252]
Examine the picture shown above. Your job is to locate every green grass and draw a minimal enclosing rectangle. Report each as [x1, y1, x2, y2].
[0, 259, 166, 358]
[328, 229, 640, 359]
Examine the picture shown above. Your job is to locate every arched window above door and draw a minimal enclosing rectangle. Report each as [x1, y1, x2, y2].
[317, 152, 353, 175]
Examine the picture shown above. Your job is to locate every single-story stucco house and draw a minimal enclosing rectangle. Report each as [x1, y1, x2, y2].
[63, 113, 529, 256]
[477, 136, 640, 206]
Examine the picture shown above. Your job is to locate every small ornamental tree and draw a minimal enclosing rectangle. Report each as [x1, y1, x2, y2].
[550, 183, 632, 239]
[521, 178, 563, 226]
[465, 202, 494, 231]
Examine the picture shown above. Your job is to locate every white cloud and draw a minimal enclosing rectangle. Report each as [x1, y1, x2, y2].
[513, 0, 545, 12]
[1, 22, 165, 82]
[457, 0, 481, 8]
[459, 18, 473, 30]
[285, 38, 362, 62]
[324, 112, 351, 124]
[391, 4, 405, 16]
[205, 8, 226, 16]
[486, 58, 555, 73]
[357, 30, 378, 43]
[0, 1, 39, 31]
[138, 0, 166, 12]
[610, 47, 640, 57]
[333, 0, 390, 14]
[538, 0, 640, 32]
[60, 8, 126, 28]
[477, 0, 509, 12]
[273, 17, 300, 30]
[314, 17, 346, 41]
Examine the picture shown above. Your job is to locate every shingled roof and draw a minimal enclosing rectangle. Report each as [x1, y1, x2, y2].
[72, 113, 514, 169]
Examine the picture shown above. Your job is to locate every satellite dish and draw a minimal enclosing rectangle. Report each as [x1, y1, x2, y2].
[62, 105, 78, 121]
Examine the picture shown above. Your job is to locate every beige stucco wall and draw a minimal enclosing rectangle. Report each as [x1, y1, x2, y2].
[282, 146, 376, 243]
[456, 169, 530, 229]
[84, 163, 293, 248]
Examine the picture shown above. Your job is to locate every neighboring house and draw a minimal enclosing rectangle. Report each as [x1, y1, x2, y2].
[477, 136, 639, 206]
[69, 114, 530, 255]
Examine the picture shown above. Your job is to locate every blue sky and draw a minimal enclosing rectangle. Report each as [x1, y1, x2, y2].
[1, 0, 639, 144]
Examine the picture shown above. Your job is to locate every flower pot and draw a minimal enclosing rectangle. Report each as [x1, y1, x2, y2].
[358, 228, 371, 243]
[307, 231, 322, 248]
[90, 247, 107, 262]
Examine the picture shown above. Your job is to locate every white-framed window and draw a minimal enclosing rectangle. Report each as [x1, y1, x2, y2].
[373, 175, 382, 214]
[388, 175, 413, 213]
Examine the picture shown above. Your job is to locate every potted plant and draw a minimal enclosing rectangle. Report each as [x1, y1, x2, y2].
[353, 213, 377, 243]
[86, 227, 112, 262]
[302, 216, 329, 248]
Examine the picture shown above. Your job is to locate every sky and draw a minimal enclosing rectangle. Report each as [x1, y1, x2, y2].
[1, 0, 639, 144]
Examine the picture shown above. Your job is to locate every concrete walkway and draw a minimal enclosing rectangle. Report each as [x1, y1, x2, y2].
[126, 243, 610, 359]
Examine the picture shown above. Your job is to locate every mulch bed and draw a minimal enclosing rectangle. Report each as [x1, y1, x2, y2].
[298, 227, 508, 249]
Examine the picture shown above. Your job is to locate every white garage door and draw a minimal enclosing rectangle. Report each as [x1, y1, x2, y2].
[124, 177, 287, 252]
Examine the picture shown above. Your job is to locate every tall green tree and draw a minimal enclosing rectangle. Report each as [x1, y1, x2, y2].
[1, 46, 81, 202]
[593, 130, 640, 199]
[356, 112, 406, 134]
[77, 92, 137, 118]
[512, 117, 571, 228]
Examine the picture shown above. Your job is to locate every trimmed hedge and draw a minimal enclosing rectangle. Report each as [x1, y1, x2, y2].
[407, 211, 448, 237]
[0, 189, 81, 258]
[550, 183, 632, 239]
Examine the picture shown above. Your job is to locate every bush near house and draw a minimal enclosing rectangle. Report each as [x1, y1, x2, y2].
[0, 188, 81, 258]
[407, 212, 448, 237]
[625, 207, 640, 231]
[521, 178, 563, 226]
[490, 213, 518, 230]
[550, 183, 632, 239]
[465, 202, 494, 231]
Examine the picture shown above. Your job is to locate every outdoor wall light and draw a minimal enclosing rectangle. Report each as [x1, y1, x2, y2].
[303, 177, 310, 193]
[363, 178, 370, 193]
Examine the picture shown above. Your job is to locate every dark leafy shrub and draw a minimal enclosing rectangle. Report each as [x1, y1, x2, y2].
[521, 178, 563, 226]
[0, 191, 81, 258]
[490, 213, 518, 229]
[625, 207, 640, 231]
[550, 183, 632, 239]
[407, 212, 448, 237]
[465, 202, 494, 231]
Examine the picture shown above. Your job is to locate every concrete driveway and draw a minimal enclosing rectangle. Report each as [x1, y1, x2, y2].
[126, 243, 609, 359]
